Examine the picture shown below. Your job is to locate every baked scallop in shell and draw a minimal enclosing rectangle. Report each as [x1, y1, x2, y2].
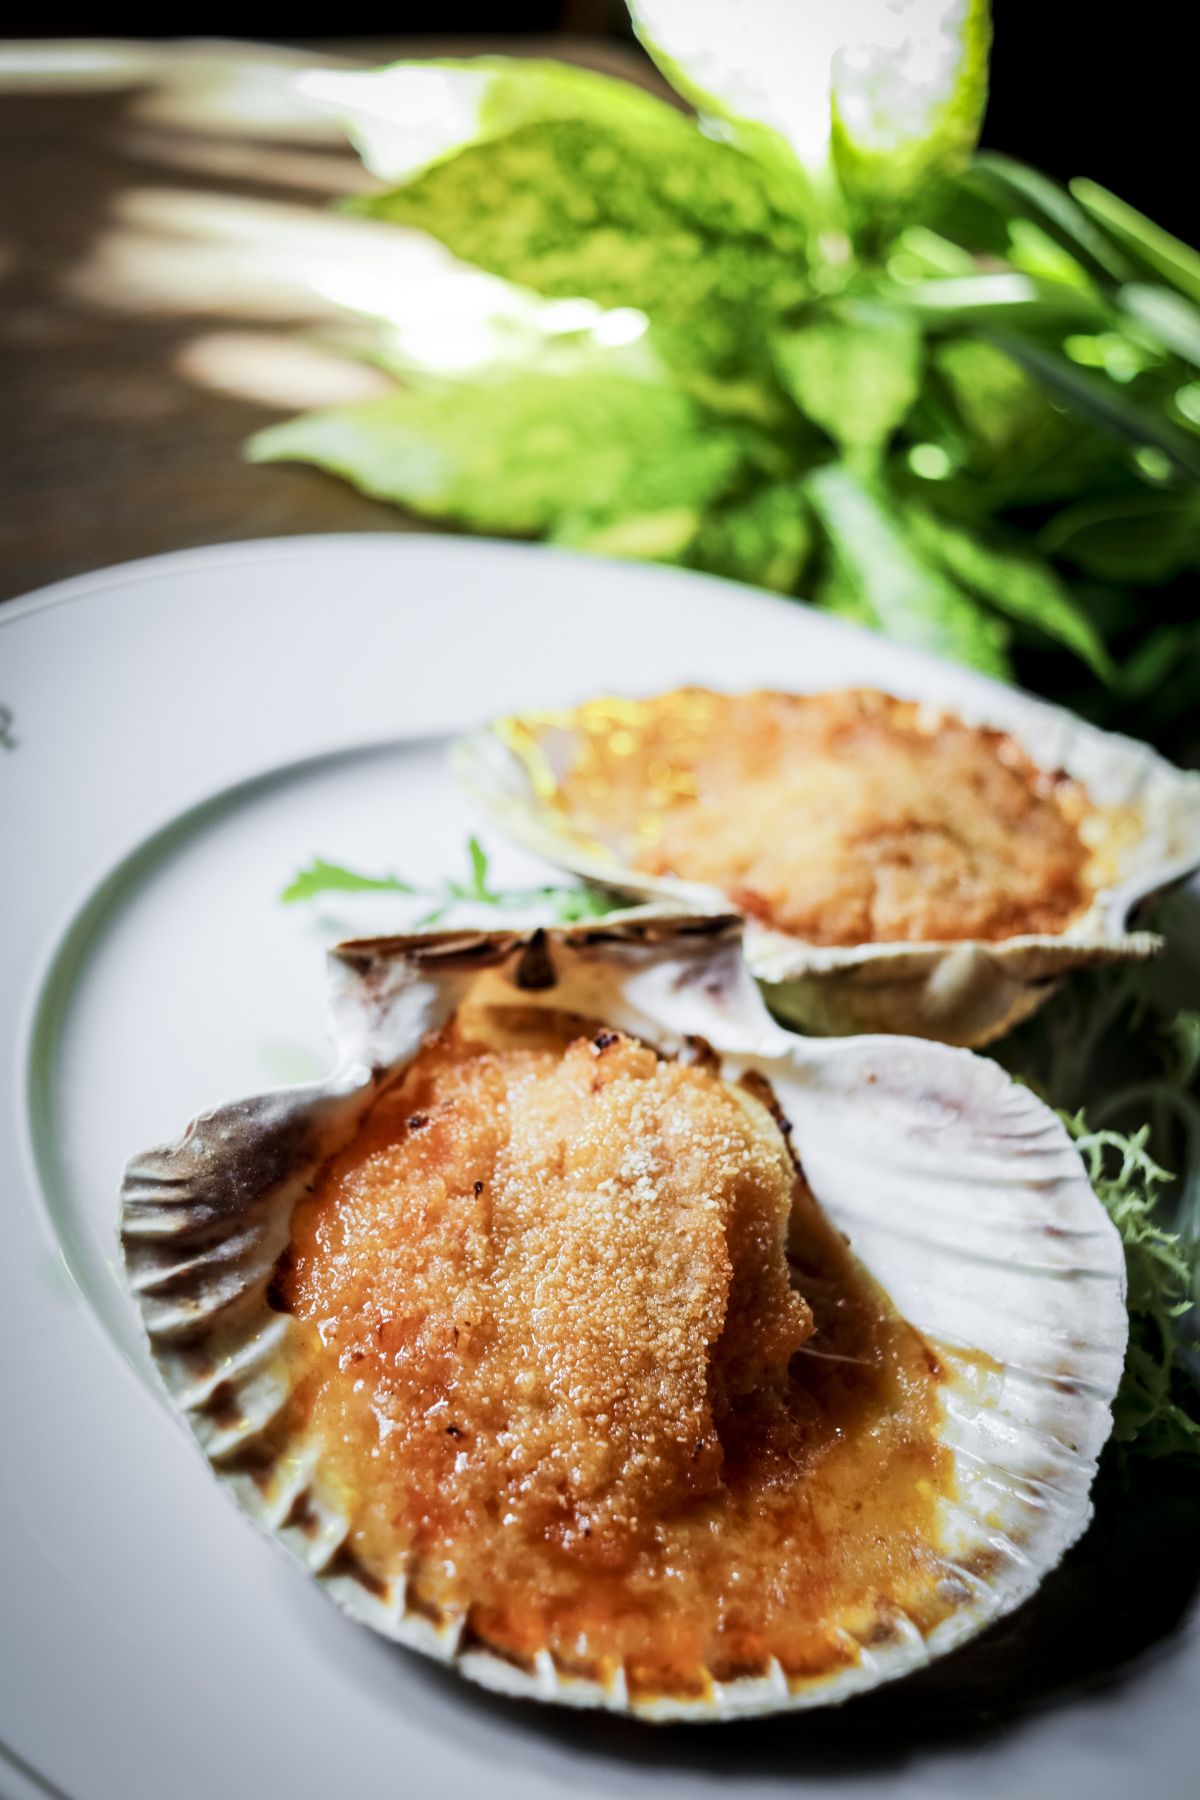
[454, 687, 1200, 1046]
[120, 917, 1126, 1720]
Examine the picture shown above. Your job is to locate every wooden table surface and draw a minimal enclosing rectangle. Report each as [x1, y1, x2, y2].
[0, 36, 661, 605]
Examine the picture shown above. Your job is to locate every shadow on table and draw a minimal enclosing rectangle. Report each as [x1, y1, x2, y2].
[395, 1453, 1200, 1778]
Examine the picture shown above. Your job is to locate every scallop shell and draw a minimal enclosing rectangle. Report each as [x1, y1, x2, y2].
[120, 916, 1126, 1721]
[454, 688, 1200, 1046]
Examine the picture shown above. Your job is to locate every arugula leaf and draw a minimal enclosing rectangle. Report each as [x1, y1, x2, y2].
[1072, 178, 1200, 308]
[812, 557, 876, 629]
[903, 506, 1117, 679]
[463, 835, 496, 901]
[249, 373, 764, 537]
[352, 117, 808, 363]
[282, 858, 413, 903]
[805, 464, 1011, 675]
[300, 55, 703, 185]
[547, 886, 622, 922]
[1119, 622, 1200, 745]
[771, 302, 921, 461]
[1039, 492, 1200, 585]
[281, 838, 624, 928]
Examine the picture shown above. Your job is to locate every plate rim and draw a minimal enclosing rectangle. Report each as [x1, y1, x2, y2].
[3, 529, 1197, 1800]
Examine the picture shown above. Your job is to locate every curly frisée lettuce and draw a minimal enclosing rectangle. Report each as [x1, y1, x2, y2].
[1067, 1120, 1199, 1459]
[997, 951, 1200, 1463]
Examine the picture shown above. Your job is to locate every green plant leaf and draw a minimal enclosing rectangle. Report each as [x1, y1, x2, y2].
[933, 336, 1057, 458]
[629, 0, 992, 239]
[249, 372, 764, 536]
[685, 482, 813, 592]
[553, 507, 701, 563]
[627, 0, 825, 208]
[281, 858, 413, 903]
[830, 0, 992, 240]
[557, 481, 813, 594]
[805, 464, 1010, 675]
[967, 152, 1131, 285]
[352, 117, 808, 365]
[1122, 623, 1199, 701]
[771, 302, 921, 458]
[1040, 492, 1200, 584]
[892, 271, 1105, 327]
[989, 334, 1200, 478]
[904, 507, 1117, 679]
[812, 557, 876, 628]
[1120, 284, 1200, 371]
[300, 55, 701, 184]
[1072, 178, 1200, 308]
[1120, 617, 1200, 746]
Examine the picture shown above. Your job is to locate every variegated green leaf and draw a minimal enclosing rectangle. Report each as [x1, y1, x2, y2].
[353, 118, 808, 368]
[248, 372, 765, 537]
[806, 464, 1011, 674]
[772, 303, 921, 458]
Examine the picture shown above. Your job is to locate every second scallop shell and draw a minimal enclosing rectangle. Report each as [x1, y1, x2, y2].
[455, 686, 1200, 1045]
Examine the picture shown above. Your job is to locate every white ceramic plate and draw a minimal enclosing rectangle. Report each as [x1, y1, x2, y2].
[2, 535, 1196, 1800]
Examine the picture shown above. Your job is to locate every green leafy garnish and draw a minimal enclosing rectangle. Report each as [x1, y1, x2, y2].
[351, 115, 807, 368]
[1068, 1120, 1199, 1459]
[281, 858, 413, 903]
[282, 836, 621, 929]
[998, 954, 1200, 1462]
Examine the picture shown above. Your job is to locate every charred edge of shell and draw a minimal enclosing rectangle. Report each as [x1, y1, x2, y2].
[330, 912, 744, 970]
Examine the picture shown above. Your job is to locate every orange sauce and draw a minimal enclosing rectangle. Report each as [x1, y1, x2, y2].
[278, 1012, 957, 1691]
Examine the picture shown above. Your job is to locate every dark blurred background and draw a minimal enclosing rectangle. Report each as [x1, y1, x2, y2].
[8, 3, 1194, 237]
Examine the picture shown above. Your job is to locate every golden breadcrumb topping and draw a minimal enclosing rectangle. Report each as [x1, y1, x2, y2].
[539, 688, 1094, 946]
[281, 1016, 953, 1689]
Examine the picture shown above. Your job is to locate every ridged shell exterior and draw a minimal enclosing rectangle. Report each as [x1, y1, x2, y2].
[120, 916, 1127, 1720]
[454, 688, 1200, 1046]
